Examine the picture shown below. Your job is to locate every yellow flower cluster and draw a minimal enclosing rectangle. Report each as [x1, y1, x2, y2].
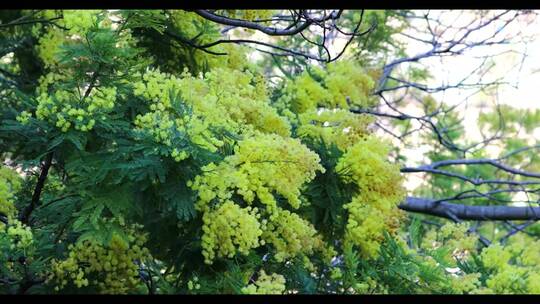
[278, 70, 329, 116]
[132, 67, 290, 160]
[297, 108, 374, 151]
[191, 133, 324, 212]
[187, 276, 201, 291]
[449, 273, 481, 294]
[201, 201, 263, 264]
[421, 222, 477, 263]
[5, 220, 33, 250]
[49, 227, 151, 294]
[276, 61, 377, 118]
[36, 28, 65, 67]
[190, 133, 327, 263]
[132, 70, 215, 155]
[336, 136, 405, 258]
[476, 264, 528, 294]
[35, 78, 116, 132]
[527, 272, 540, 293]
[62, 10, 100, 35]
[0, 166, 22, 221]
[480, 243, 511, 270]
[488, 237, 540, 290]
[458, 234, 540, 294]
[221, 10, 275, 22]
[32, 10, 132, 132]
[35, 10, 106, 67]
[241, 270, 286, 294]
[16, 111, 32, 125]
[343, 198, 392, 258]
[262, 208, 325, 262]
[324, 61, 377, 109]
[330, 267, 343, 280]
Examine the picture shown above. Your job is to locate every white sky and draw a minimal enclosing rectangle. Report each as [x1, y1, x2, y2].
[382, 11, 540, 191]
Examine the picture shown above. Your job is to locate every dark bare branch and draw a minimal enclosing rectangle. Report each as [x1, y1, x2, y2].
[19, 152, 54, 224]
[400, 196, 540, 221]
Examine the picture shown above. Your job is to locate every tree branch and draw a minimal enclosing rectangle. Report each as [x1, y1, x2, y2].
[193, 9, 315, 36]
[415, 158, 540, 179]
[400, 196, 540, 221]
[19, 152, 53, 224]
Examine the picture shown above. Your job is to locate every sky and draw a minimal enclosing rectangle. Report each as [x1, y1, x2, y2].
[382, 10, 540, 191]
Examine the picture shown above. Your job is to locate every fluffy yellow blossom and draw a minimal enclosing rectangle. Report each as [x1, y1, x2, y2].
[262, 208, 325, 262]
[191, 133, 324, 212]
[35, 78, 116, 132]
[49, 224, 150, 294]
[480, 244, 511, 270]
[16, 111, 32, 125]
[62, 10, 100, 35]
[5, 219, 33, 250]
[241, 270, 286, 294]
[191, 133, 327, 263]
[221, 10, 275, 22]
[276, 61, 377, 117]
[201, 201, 262, 264]
[336, 136, 405, 258]
[132, 67, 290, 161]
[36, 28, 66, 67]
[297, 108, 373, 151]
[0, 166, 22, 221]
[420, 222, 477, 264]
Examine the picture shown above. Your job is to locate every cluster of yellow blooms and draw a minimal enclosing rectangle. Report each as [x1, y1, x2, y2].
[278, 69, 328, 116]
[190, 133, 328, 263]
[4, 219, 34, 250]
[36, 27, 65, 68]
[241, 270, 286, 294]
[34, 10, 106, 68]
[0, 166, 22, 222]
[190, 133, 324, 212]
[449, 272, 482, 294]
[34, 80, 116, 132]
[0, 167, 34, 275]
[276, 61, 378, 121]
[324, 62, 377, 109]
[336, 136, 405, 258]
[187, 276, 201, 291]
[132, 67, 290, 161]
[16, 111, 32, 125]
[49, 226, 151, 294]
[421, 222, 477, 263]
[220, 10, 275, 22]
[201, 201, 263, 264]
[474, 234, 540, 293]
[262, 209, 325, 262]
[274, 60, 381, 166]
[1, 219, 35, 279]
[353, 277, 381, 294]
[0, 218, 36, 284]
[30, 10, 137, 133]
[62, 10, 100, 35]
[417, 223, 540, 294]
[297, 108, 374, 151]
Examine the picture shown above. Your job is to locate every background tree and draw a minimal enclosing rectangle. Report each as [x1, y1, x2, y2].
[0, 9, 539, 294]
